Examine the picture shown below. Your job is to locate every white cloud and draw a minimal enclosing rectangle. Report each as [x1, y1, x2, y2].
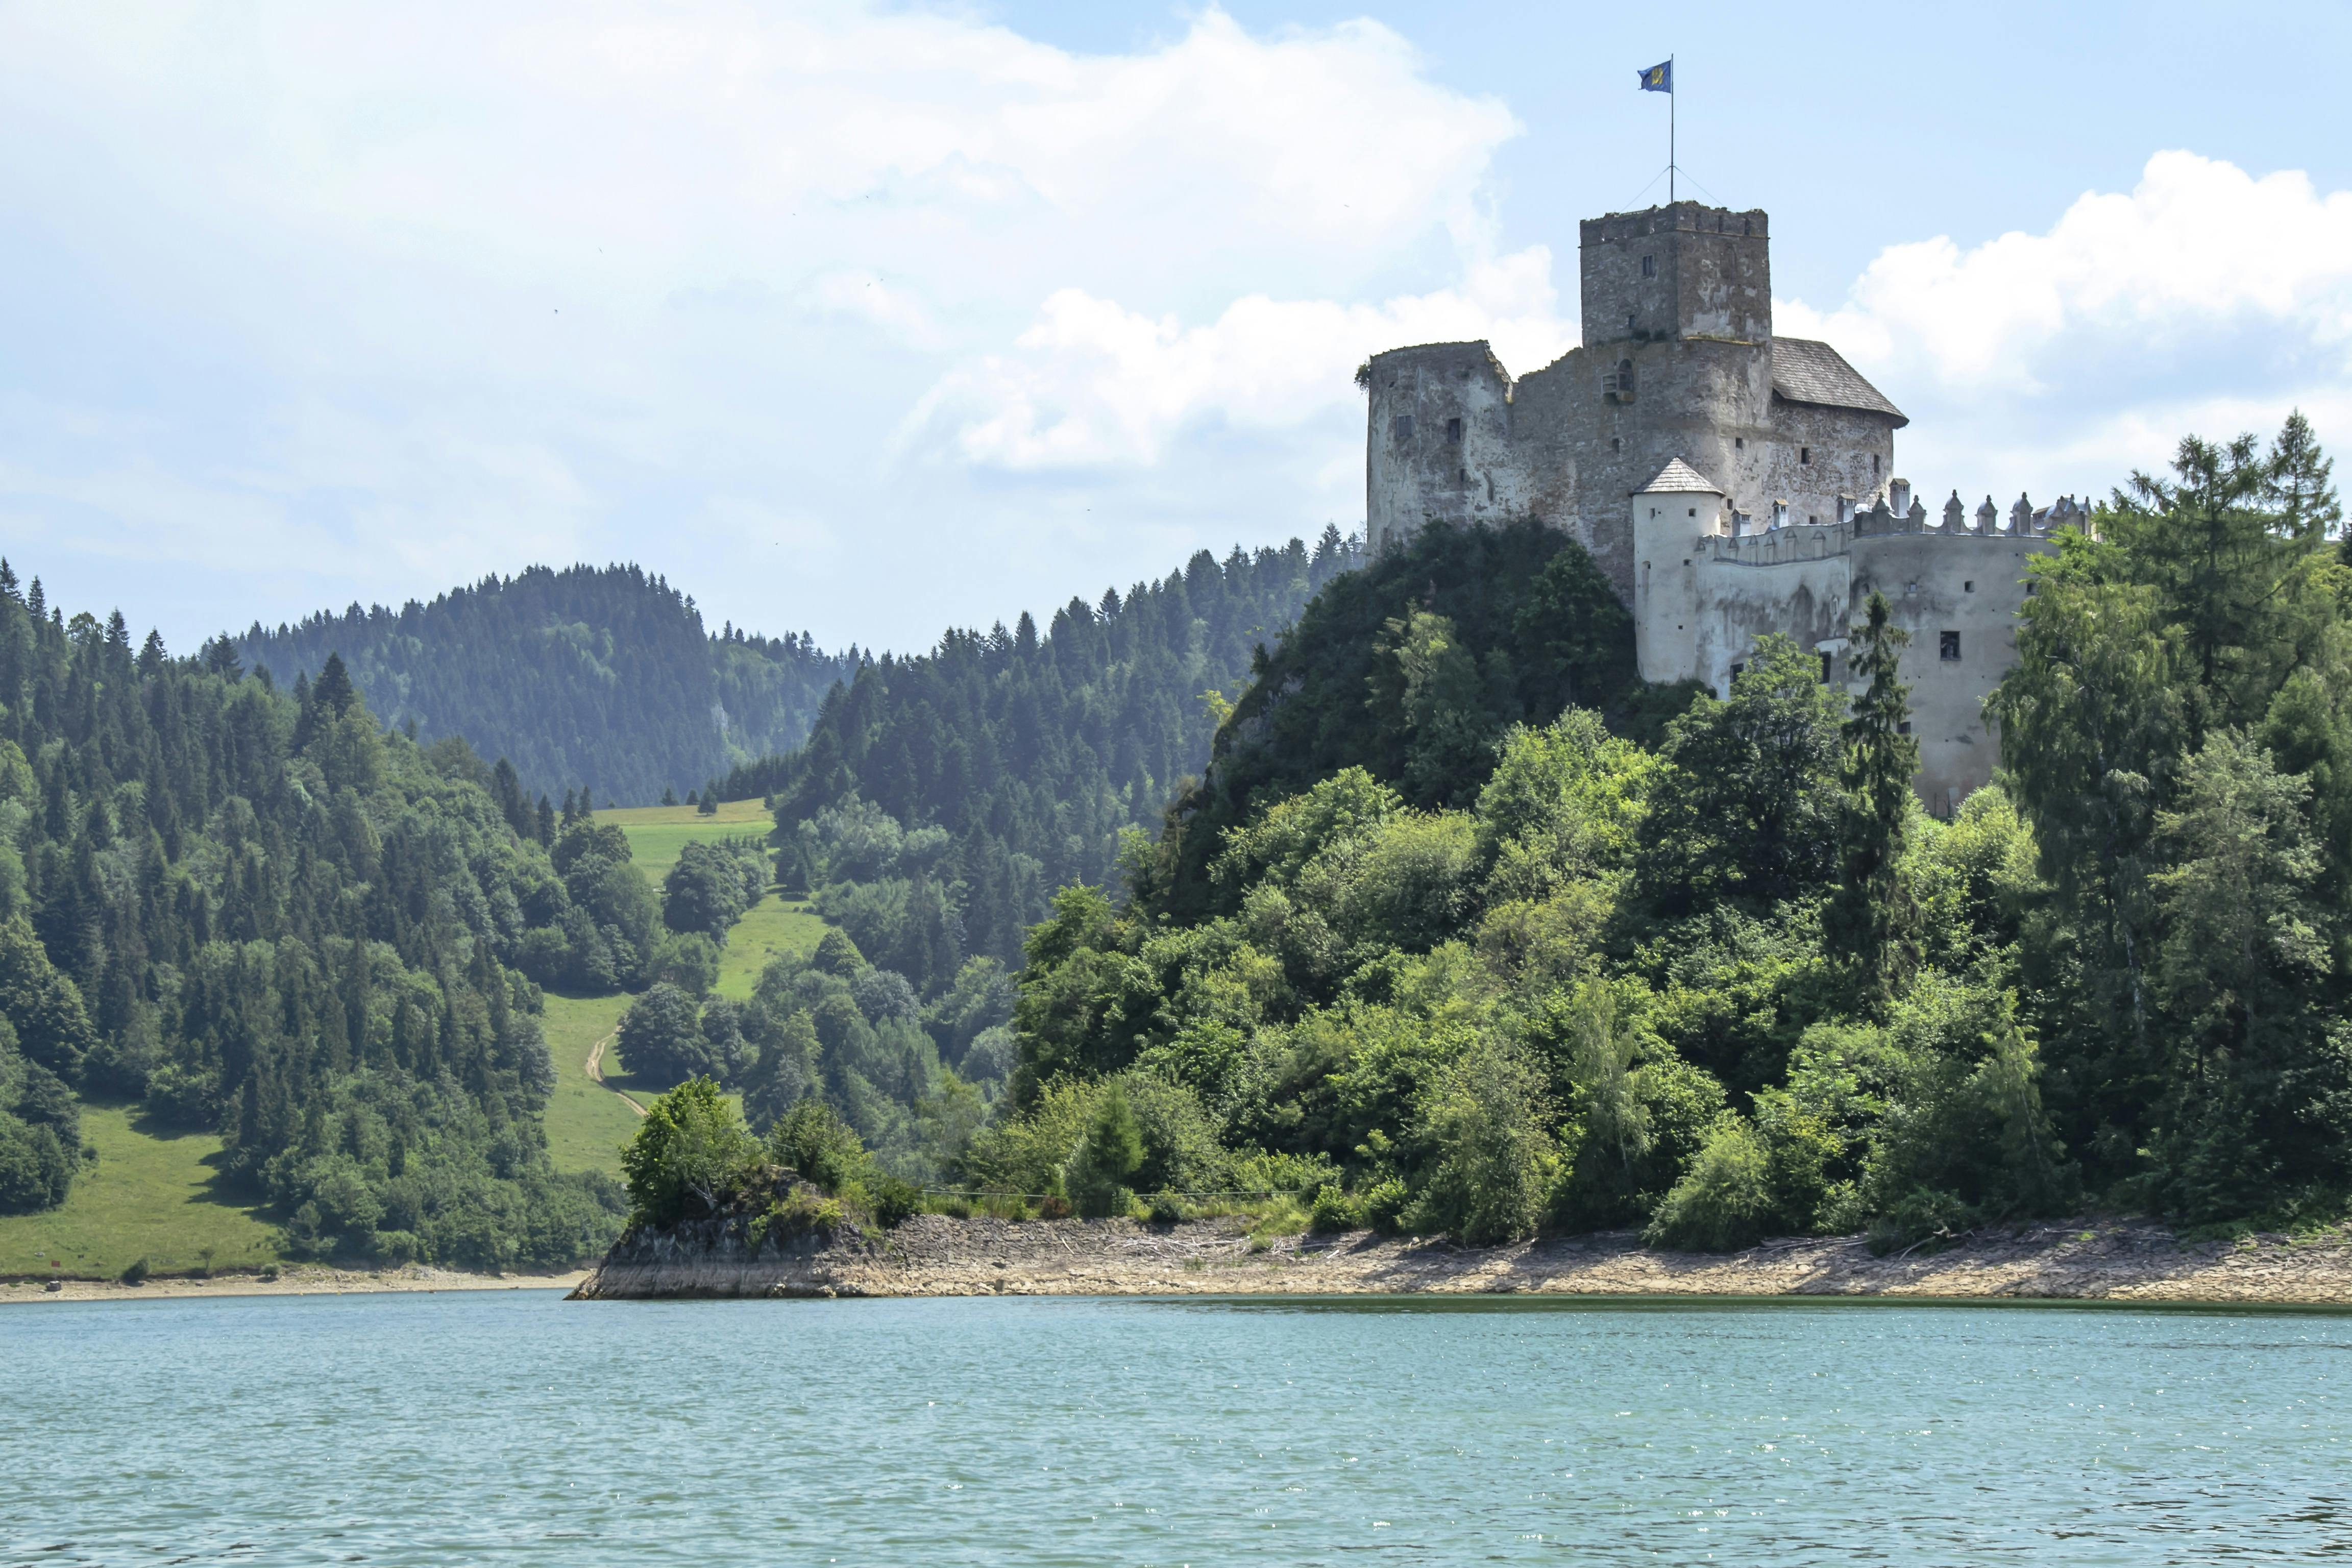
[0, 2, 1526, 647]
[1776, 151, 2352, 500]
[913, 247, 1571, 469]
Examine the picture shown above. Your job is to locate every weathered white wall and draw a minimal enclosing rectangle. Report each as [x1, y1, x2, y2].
[1627, 487, 2064, 811]
[1850, 528, 2054, 811]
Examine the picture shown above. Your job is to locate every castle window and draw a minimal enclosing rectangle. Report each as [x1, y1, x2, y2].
[1940, 631, 1962, 662]
[1627, 313, 1637, 333]
[1611, 437, 1621, 455]
[1873, 454, 1881, 475]
[1688, 508, 1697, 518]
[1641, 254, 1656, 278]
[1800, 446, 1811, 465]
[1898, 720, 1913, 736]
[1392, 414, 1414, 442]
[1820, 652, 1833, 683]
[1735, 436, 1744, 450]
[1730, 662, 1745, 680]
[1964, 580, 1975, 593]
[1446, 416, 1463, 444]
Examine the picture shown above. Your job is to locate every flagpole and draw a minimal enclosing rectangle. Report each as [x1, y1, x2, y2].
[1669, 55, 1675, 203]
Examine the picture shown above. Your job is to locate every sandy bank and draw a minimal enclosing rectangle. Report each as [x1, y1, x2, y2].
[2, 1263, 589, 1305]
[571, 1214, 2352, 1307]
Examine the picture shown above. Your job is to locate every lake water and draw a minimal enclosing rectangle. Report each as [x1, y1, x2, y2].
[7, 1290, 2351, 1564]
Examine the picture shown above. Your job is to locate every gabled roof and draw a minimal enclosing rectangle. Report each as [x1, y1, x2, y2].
[1772, 337, 1907, 426]
[1637, 457, 1724, 495]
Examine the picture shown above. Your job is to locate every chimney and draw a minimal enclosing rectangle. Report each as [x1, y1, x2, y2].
[1888, 478, 1912, 515]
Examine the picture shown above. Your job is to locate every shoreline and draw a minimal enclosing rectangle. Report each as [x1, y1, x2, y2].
[572, 1213, 2352, 1306]
[1, 1263, 590, 1305]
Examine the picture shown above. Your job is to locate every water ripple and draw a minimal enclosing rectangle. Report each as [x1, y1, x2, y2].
[4, 1292, 2350, 1564]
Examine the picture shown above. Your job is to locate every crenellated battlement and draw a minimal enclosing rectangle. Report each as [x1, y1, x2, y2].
[1702, 486, 2093, 561]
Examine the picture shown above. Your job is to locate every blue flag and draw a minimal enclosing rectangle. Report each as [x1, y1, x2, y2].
[1638, 59, 1672, 93]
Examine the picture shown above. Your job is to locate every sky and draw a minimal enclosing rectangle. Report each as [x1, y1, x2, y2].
[2, 0, 2348, 655]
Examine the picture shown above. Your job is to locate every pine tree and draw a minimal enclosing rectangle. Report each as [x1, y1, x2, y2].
[1825, 591, 1919, 998]
[2271, 409, 2340, 542]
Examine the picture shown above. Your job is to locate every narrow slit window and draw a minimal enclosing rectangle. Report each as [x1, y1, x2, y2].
[1820, 652, 1832, 682]
[1872, 454, 1881, 475]
[1799, 446, 1811, 465]
[1640, 254, 1657, 278]
[1940, 630, 1962, 662]
[1611, 436, 1621, 455]
[1445, 416, 1463, 444]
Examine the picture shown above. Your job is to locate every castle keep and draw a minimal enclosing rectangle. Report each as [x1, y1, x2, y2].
[1363, 200, 2082, 812]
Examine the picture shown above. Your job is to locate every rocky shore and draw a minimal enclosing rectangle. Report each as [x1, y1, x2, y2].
[569, 1214, 2352, 1306]
[3, 1263, 589, 1305]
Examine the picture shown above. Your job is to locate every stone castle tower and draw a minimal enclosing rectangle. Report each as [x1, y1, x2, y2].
[1363, 200, 2084, 812]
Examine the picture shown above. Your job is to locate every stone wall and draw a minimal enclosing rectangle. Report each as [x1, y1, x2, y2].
[1633, 487, 2089, 809]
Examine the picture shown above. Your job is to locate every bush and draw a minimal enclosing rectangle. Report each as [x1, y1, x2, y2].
[1405, 1039, 1560, 1245]
[1644, 1114, 1776, 1251]
[649, 931, 721, 997]
[1361, 1177, 1409, 1232]
[620, 1077, 761, 1227]
[662, 839, 765, 944]
[616, 983, 724, 1088]
[1308, 1182, 1362, 1233]
[868, 1172, 925, 1228]
[964, 1074, 1233, 1202]
[750, 1187, 845, 1249]
[1066, 1084, 1145, 1218]
[120, 1257, 150, 1284]
[768, 1099, 868, 1193]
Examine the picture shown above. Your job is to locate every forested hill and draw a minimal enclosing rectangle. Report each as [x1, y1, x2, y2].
[985, 414, 2352, 1247]
[236, 564, 857, 806]
[0, 561, 634, 1261]
[708, 528, 1364, 988]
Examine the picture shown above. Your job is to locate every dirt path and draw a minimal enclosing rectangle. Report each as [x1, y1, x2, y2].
[583, 1031, 646, 1118]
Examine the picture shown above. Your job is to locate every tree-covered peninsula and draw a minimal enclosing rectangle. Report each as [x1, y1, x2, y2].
[622, 414, 2352, 1255]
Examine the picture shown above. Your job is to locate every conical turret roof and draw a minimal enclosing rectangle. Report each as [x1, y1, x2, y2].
[1636, 457, 1723, 495]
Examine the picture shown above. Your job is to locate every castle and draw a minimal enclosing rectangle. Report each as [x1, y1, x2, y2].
[1363, 201, 2086, 813]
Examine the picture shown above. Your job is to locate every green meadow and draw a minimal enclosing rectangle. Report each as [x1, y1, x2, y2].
[0, 1103, 280, 1279]
[595, 797, 776, 885]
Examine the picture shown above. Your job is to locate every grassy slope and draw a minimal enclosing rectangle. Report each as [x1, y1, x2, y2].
[538, 990, 640, 1179]
[541, 802, 828, 1172]
[597, 797, 774, 886]
[0, 1104, 279, 1278]
[4, 796, 834, 1273]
